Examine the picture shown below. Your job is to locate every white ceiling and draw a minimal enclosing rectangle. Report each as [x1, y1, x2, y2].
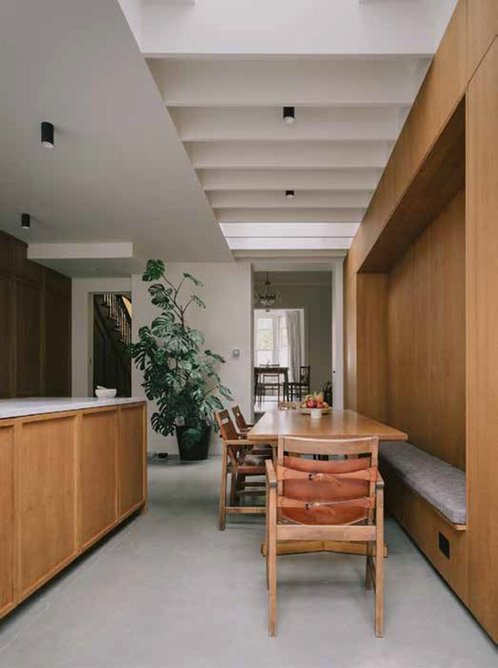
[136, 0, 458, 255]
[0, 0, 458, 274]
[147, 54, 427, 252]
[0, 0, 231, 276]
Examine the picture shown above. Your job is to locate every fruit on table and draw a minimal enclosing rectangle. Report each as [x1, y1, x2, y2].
[302, 392, 329, 409]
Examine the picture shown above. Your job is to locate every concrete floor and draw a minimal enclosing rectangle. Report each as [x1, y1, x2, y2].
[0, 458, 496, 668]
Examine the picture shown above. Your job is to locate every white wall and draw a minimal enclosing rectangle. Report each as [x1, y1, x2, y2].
[72, 277, 132, 396]
[131, 262, 253, 454]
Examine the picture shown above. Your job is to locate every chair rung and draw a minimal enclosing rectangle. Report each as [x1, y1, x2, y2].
[235, 489, 266, 496]
[225, 506, 266, 514]
[276, 524, 376, 542]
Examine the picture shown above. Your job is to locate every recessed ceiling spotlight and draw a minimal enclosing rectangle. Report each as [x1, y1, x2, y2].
[283, 106, 295, 125]
[285, 190, 295, 199]
[41, 121, 54, 148]
[21, 213, 31, 229]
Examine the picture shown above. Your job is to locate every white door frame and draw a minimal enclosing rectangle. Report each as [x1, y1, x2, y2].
[330, 258, 345, 409]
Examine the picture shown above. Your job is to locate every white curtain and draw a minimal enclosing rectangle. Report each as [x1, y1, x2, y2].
[286, 310, 301, 382]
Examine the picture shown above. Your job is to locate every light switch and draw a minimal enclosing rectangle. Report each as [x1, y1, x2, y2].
[232, 348, 240, 359]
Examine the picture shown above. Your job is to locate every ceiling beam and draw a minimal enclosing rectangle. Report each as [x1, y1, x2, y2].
[149, 58, 427, 107]
[170, 106, 405, 141]
[215, 208, 364, 224]
[226, 237, 353, 251]
[187, 140, 391, 169]
[199, 168, 382, 191]
[209, 190, 372, 209]
[220, 222, 359, 238]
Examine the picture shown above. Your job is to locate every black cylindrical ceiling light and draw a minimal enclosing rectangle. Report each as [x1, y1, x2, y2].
[21, 213, 31, 229]
[41, 121, 54, 148]
[285, 190, 295, 199]
[283, 106, 295, 125]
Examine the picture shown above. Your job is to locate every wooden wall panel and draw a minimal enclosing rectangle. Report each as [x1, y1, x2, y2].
[348, 0, 467, 273]
[44, 276, 71, 397]
[16, 279, 42, 397]
[387, 191, 466, 470]
[467, 0, 498, 77]
[80, 410, 118, 548]
[0, 232, 71, 398]
[0, 424, 15, 616]
[118, 405, 146, 517]
[356, 274, 387, 422]
[0, 275, 15, 398]
[466, 38, 498, 642]
[17, 415, 77, 598]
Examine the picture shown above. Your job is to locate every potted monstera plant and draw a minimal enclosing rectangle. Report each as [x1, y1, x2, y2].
[131, 259, 232, 461]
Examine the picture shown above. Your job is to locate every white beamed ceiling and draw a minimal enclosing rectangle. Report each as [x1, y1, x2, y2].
[135, 0, 458, 255]
[148, 56, 427, 252]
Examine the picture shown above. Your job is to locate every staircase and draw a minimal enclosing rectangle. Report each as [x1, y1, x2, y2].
[93, 294, 132, 397]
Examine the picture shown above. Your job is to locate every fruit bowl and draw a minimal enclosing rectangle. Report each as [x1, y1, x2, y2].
[299, 392, 330, 417]
[299, 406, 331, 417]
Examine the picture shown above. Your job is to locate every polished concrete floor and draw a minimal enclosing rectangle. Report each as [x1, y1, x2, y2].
[0, 457, 496, 668]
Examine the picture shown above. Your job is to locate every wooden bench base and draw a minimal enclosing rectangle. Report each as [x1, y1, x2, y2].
[380, 464, 469, 605]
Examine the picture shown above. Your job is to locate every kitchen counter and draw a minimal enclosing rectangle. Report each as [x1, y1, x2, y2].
[0, 398, 147, 619]
[0, 397, 144, 419]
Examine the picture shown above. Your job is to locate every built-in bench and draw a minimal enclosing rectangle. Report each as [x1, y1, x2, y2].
[379, 441, 466, 528]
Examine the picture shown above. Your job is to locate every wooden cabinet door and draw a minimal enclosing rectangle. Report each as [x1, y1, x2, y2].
[17, 415, 77, 599]
[118, 404, 146, 517]
[80, 410, 118, 548]
[16, 278, 42, 397]
[0, 424, 15, 616]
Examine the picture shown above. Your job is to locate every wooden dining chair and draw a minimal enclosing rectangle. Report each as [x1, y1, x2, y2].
[215, 410, 272, 530]
[284, 365, 311, 401]
[232, 404, 253, 433]
[265, 435, 384, 637]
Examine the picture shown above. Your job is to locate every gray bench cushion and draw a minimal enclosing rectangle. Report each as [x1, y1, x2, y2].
[379, 441, 467, 525]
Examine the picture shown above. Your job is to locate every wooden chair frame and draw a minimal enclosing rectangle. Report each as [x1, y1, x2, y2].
[265, 435, 385, 637]
[231, 404, 253, 433]
[215, 410, 269, 530]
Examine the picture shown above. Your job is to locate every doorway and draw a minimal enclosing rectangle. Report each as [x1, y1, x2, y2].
[253, 271, 333, 412]
[93, 293, 132, 397]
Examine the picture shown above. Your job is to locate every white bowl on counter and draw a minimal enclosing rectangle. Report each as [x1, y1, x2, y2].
[95, 388, 117, 399]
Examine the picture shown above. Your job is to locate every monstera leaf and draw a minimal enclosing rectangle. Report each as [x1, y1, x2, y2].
[143, 259, 165, 282]
[183, 272, 204, 287]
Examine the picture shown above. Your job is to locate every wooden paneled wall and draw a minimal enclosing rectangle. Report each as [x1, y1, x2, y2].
[466, 37, 498, 645]
[387, 190, 466, 470]
[0, 231, 71, 398]
[343, 0, 498, 642]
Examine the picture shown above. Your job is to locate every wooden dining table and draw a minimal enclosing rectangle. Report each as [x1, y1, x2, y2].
[248, 407, 407, 444]
[247, 407, 407, 557]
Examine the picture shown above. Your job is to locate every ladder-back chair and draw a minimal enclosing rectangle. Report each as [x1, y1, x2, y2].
[215, 410, 272, 530]
[265, 435, 384, 637]
[232, 404, 253, 433]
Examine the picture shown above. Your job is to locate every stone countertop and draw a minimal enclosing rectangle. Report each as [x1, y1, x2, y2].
[0, 397, 145, 419]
